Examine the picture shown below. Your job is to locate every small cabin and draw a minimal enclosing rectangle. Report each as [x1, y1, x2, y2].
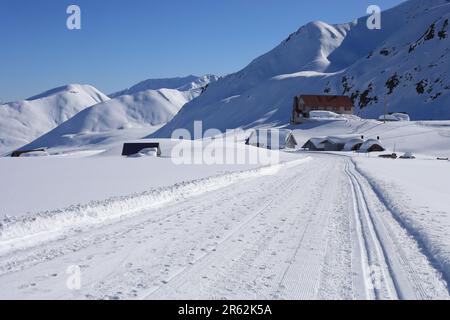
[245, 129, 292, 150]
[359, 139, 385, 153]
[300, 135, 383, 153]
[122, 142, 162, 157]
[292, 94, 354, 123]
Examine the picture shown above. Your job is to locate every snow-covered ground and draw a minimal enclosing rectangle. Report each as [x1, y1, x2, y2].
[354, 157, 450, 287]
[1, 116, 450, 300]
[1, 0, 450, 301]
[0, 139, 296, 218]
[0, 152, 448, 300]
[288, 118, 450, 157]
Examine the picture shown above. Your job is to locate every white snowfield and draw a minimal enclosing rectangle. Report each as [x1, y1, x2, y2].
[0, 148, 449, 300]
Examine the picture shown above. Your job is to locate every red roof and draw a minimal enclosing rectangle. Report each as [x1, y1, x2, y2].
[299, 95, 353, 108]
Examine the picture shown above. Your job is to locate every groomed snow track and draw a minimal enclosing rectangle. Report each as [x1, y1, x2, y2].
[0, 155, 447, 300]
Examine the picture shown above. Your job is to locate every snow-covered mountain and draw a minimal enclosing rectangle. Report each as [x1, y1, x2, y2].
[22, 75, 218, 150]
[110, 75, 219, 98]
[0, 84, 109, 153]
[152, 0, 450, 138]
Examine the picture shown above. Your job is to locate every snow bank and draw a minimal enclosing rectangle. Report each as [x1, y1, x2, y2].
[0, 157, 310, 254]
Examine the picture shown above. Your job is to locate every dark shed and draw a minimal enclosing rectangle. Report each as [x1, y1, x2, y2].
[122, 142, 162, 157]
[11, 148, 47, 157]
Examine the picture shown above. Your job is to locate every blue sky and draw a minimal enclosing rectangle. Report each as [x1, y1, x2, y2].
[0, 0, 404, 101]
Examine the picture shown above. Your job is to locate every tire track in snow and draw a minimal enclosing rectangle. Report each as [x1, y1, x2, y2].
[345, 158, 449, 299]
[345, 160, 398, 300]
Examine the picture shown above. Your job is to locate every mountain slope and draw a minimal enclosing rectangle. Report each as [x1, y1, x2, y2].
[0, 84, 109, 153]
[152, 0, 450, 138]
[23, 75, 218, 150]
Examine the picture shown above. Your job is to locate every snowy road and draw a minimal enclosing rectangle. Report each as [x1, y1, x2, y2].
[0, 155, 448, 300]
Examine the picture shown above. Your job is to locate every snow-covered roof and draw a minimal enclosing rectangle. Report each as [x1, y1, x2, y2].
[343, 138, 365, 151]
[322, 135, 363, 145]
[359, 139, 384, 152]
[302, 136, 327, 149]
[246, 128, 292, 148]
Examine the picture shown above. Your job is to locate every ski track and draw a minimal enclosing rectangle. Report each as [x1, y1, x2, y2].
[0, 155, 448, 300]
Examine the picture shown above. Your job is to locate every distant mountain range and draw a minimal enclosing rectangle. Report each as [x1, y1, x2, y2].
[3, 0, 450, 152]
[16, 75, 218, 152]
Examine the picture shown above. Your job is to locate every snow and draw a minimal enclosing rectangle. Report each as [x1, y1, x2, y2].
[285, 118, 450, 157]
[1, 0, 450, 300]
[343, 138, 364, 151]
[324, 135, 362, 145]
[18, 150, 49, 158]
[354, 157, 450, 286]
[0, 84, 109, 154]
[152, 0, 450, 139]
[128, 148, 159, 158]
[310, 111, 342, 119]
[0, 157, 310, 255]
[21, 75, 218, 152]
[110, 75, 219, 98]
[399, 152, 416, 159]
[379, 113, 411, 122]
[0, 138, 299, 219]
[359, 139, 384, 152]
[0, 153, 448, 300]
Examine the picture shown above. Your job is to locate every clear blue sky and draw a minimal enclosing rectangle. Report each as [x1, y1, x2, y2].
[0, 0, 404, 101]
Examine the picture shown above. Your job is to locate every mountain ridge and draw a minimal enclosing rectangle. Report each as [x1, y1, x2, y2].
[151, 0, 450, 138]
[0, 84, 110, 153]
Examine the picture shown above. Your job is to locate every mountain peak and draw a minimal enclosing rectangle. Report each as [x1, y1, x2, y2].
[152, 0, 450, 138]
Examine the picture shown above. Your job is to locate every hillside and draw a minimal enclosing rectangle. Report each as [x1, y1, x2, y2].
[152, 0, 450, 138]
[0, 84, 109, 154]
[22, 75, 219, 151]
